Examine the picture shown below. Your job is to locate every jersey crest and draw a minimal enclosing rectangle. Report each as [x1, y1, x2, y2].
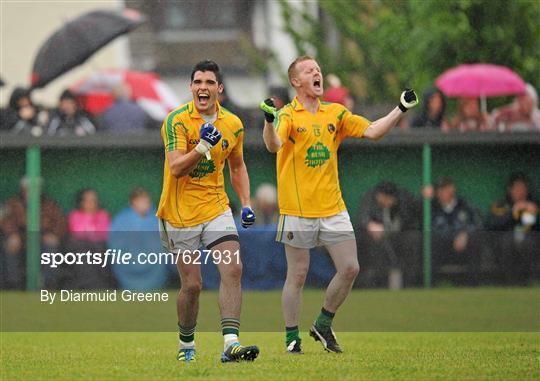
[304, 141, 330, 168]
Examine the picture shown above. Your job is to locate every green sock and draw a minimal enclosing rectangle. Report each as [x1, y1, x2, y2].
[285, 326, 301, 346]
[221, 317, 240, 336]
[178, 323, 196, 344]
[315, 307, 335, 330]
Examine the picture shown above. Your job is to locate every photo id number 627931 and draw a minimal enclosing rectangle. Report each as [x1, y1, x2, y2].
[178, 249, 240, 265]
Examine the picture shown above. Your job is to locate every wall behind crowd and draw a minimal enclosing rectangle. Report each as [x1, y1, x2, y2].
[1, 144, 539, 216]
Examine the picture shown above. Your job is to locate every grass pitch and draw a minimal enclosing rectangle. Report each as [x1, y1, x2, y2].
[2, 288, 539, 381]
[2, 332, 538, 381]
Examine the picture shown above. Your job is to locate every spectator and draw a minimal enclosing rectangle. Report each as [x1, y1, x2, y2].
[450, 97, 489, 132]
[0, 177, 66, 289]
[109, 188, 168, 291]
[253, 183, 278, 226]
[487, 172, 539, 284]
[67, 188, 112, 289]
[490, 84, 540, 132]
[322, 73, 354, 110]
[100, 84, 150, 133]
[47, 90, 96, 136]
[431, 177, 483, 284]
[411, 87, 449, 131]
[1, 87, 45, 136]
[356, 181, 421, 288]
[68, 189, 110, 243]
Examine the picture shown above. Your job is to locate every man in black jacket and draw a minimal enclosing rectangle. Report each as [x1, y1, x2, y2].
[47, 90, 96, 136]
[1, 87, 44, 136]
[357, 181, 422, 288]
[488, 172, 539, 284]
[431, 177, 483, 285]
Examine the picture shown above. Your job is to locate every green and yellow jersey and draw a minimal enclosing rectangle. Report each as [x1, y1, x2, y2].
[274, 97, 370, 218]
[157, 101, 244, 227]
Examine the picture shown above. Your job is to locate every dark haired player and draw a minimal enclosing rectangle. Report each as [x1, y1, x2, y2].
[157, 60, 258, 363]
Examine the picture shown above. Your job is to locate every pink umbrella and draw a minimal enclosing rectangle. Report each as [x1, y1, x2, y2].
[436, 64, 526, 113]
[71, 69, 181, 120]
[436, 64, 526, 97]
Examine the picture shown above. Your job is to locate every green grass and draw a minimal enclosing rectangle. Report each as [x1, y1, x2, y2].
[2, 332, 538, 380]
[2, 288, 540, 380]
[2, 288, 539, 332]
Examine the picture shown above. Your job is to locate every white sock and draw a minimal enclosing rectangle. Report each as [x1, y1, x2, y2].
[180, 340, 195, 349]
[223, 334, 239, 350]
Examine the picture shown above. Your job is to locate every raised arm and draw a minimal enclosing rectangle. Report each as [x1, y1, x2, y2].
[168, 122, 222, 178]
[260, 98, 283, 153]
[363, 90, 418, 140]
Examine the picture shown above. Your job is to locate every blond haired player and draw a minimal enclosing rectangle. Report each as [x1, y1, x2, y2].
[260, 56, 418, 353]
[158, 60, 258, 363]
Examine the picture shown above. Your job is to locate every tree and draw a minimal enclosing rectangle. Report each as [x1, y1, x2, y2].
[279, 0, 540, 103]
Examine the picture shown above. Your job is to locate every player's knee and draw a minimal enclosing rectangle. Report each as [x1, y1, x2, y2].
[288, 268, 308, 288]
[219, 262, 243, 287]
[342, 263, 360, 281]
[181, 279, 202, 296]
[227, 262, 243, 281]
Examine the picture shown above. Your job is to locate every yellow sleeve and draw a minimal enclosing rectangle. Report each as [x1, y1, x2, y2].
[274, 109, 292, 143]
[163, 113, 187, 152]
[338, 106, 371, 139]
[231, 122, 244, 157]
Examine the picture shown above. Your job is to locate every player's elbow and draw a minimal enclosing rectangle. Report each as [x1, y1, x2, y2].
[363, 125, 383, 141]
[171, 168, 183, 178]
[265, 141, 282, 153]
[170, 165, 188, 178]
[265, 144, 279, 153]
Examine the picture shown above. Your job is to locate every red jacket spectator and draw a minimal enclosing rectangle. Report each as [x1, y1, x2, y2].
[322, 74, 354, 110]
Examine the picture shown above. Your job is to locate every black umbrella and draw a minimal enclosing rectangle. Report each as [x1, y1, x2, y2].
[30, 9, 145, 89]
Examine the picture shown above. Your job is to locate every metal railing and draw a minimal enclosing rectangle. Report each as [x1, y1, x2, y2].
[2, 130, 539, 290]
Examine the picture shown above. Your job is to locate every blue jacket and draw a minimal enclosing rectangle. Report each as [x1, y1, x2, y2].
[108, 206, 169, 290]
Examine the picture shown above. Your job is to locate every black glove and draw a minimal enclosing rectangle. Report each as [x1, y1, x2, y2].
[260, 98, 277, 123]
[398, 89, 419, 112]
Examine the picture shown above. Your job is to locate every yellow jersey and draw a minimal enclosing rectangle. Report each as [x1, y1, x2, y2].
[157, 101, 244, 227]
[274, 97, 370, 217]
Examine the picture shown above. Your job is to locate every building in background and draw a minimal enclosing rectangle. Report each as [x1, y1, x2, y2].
[1, 1, 323, 109]
[0, 0, 127, 108]
[126, 0, 314, 108]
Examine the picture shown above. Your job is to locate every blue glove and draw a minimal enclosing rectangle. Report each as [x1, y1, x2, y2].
[200, 122, 221, 145]
[241, 206, 256, 228]
[195, 122, 221, 157]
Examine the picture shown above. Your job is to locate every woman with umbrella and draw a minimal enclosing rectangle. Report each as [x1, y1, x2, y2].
[436, 63, 528, 132]
[1, 87, 46, 136]
[47, 89, 97, 136]
[450, 97, 490, 132]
